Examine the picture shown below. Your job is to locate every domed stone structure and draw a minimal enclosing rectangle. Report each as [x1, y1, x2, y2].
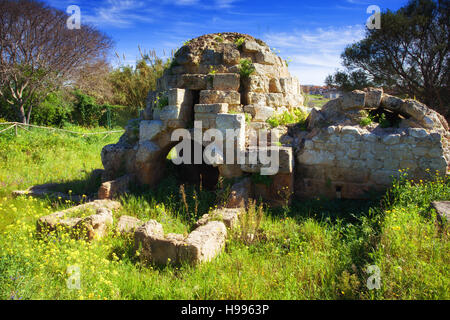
[100, 32, 449, 205]
[101, 32, 304, 205]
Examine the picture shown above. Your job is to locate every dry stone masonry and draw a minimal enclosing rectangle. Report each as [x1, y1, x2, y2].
[296, 88, 450, 199]
[101, 32, 303, 205]
[100, 33, 450, 204]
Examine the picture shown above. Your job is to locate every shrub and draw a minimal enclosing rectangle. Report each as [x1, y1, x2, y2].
[31, 92, 73, 127]
[99, 104, 130, 128]
[359, 117, 373, 127]
[71, 90, 104, 127]
[239, 59, 255, 78]
[266, 108, 308, 128]
[234, 37, 245, 47]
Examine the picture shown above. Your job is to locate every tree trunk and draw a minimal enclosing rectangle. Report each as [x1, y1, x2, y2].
[17, 104, 27, 124]
[26, 105, 33, 125]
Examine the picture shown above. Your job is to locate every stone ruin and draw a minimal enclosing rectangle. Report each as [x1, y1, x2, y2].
[34, 32, 450, 267]
[100, 32, 450, 205]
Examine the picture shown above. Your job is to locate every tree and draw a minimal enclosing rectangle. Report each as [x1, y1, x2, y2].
[325, 70, 374, 91]
[109, 50, 167, 117]
[0, 0, 112, 124]
[327, 0, 449, 118]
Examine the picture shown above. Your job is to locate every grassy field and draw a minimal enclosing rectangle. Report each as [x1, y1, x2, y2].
[305, 94, 330, 109]
[0, 126, 448, 300]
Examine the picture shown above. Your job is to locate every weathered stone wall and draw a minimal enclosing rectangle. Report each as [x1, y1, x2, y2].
[100, 33, 450, 204]
[296, 126, 448, 199]
[295, 88, 450, 199]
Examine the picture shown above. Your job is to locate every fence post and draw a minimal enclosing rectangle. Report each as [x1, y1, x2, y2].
[15, 123, 17, 136]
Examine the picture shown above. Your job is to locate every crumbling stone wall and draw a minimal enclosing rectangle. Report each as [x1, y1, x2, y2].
[101, 33, 303, 205]
[100, 33, 450, 204]
[295, 88, 450, 199]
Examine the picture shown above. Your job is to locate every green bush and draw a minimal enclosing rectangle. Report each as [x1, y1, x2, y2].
[99, 104, 131, 128]
[31, 92, 73, 127]
[71, 91, 104, 127]
[239, 59, 255, 78]
[267, 108, 308, 129]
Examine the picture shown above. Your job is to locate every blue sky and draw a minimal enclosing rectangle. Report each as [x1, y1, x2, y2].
[45, 0, 408, 84]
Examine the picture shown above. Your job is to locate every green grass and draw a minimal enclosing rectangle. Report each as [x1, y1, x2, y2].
[0, 127, 448, 300]
[305, 94, 330, 109]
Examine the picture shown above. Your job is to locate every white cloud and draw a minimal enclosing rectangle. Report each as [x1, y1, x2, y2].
[82, 0, 156, 27]
[263, 25, 366, 85]
[214, 0, 240, 8]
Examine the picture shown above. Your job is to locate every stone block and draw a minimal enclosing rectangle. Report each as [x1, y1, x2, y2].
[212, 73, 240, 91]
[195, 103, 228, 114]
[341, 90, 366, 110]
[223, 48, 240, 65]
[401, 100, 428, 121]
[117, 215, 143, 234]
[139, 120, 164, 142]
[247, 92, 267, 105]
[365, 88, 383, 109]
[381, 94, 404, 112]
[182, 221, 227, 264]
[98, 174, 135, 200]
[242, 146, 294, 174]
[227, 177, 252, 208]
[255, 50, 277, 65]
[178, 74, 207, 90]
[245, 75, 269, 93]
[244, 105, 275, 122]
[37, 200, 121, 241]
[195, 208, 242, 229]
[200, 90, 241, 106]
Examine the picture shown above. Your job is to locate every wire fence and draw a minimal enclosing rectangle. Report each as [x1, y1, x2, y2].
[0, 122, 124, 138]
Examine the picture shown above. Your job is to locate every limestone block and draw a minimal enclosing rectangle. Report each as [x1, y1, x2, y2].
[341, 126, 361, 135]
[341, 90, 366, 110]
[101, 144, 132, 177]
[195, 103, 228, 114]
[246, 75, 269, 93]
[223, 48, 241, 65]
[98, 174, 135, 200]
[216, 112, 245, 128]
[253, 63, 278, 78]
[244, 105, 275, 122]
[242, 40, 262, 53]
[227, 177, 252, 208]
[383, 158, 400, 170]
[431, 201, 450, 223]
[241, 146, 294, 174]
[139, 120, 164, 142]
[74, 208, 114, 241]
[200, 90, 241, 106]
[117, 215, 144, 234]
[178, 74, 207, 90]
[255, 50, 277, 65]
[266, 93, 285, 107]
[136, 141, 161, 164]
[168, 88, 192, 107]
[382, 134, 401, 145]
[182, 221, 227, 264]
[247, 92, 267, 105]
[195, 113, 217, 129]
[297, 149, 335, 166]
[370, 169, 400, 186]
[213, 73, 240, 91]
[365, 88, 383, 109]
[381, 94, 404, 112]
[37, 200, 121, 240]
[196, 208, 242, 229]
[327, 167, 369, 184]
[400, 100, 428, 121]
